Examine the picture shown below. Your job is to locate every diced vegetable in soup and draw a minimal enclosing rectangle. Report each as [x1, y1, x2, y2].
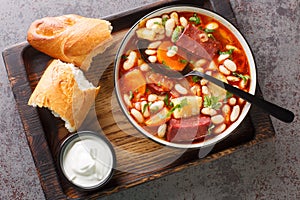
[118, 11, 251, 144]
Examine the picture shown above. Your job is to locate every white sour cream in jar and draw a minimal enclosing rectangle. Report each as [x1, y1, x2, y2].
[61, 133, 114, 189]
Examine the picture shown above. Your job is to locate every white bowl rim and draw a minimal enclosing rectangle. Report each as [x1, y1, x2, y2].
[114, 5, 257, 149]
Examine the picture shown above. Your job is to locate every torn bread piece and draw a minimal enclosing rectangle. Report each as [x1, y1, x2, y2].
[28, 59, 100, 132]
[27, 14, 113, 71]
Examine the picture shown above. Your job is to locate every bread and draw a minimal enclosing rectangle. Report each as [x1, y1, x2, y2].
[27, 14, 113, 71]
[28, 59, 100, 132]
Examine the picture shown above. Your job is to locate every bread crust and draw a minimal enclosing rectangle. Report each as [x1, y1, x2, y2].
[28, 59, 100, 132]
[27, 14, 113, 71]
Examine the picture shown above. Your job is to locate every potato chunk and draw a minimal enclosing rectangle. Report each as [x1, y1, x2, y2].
[122, 69, 146, 95]
[171, 96, 202, 119]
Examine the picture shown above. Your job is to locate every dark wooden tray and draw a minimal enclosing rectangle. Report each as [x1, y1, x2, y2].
[2, 0, 276, 199]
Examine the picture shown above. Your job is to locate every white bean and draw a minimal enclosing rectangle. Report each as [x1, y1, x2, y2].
[224, 59, 237, 71]
[200, 79, 208, 86]
[131, 108, 144, 123]
[134, 102, 141, 110]
[195, 67, 204, 73]
[165, 18, 176, 37]
[152, 24, 165, 34]
[222, 104, 231, 123]
[148, 41, 162, 49]
[214, 123, 226, 134]
[228, 97, 237, 106]
[201, 107, 217, 116]
[199, 33, 208, 42]
[179, 16, 188, 27]
[239, 79, 248, 89]
[209, 108, 217, 116]
[123, 51, 137, 70]
[208, 61, 217, 70]
[170, 12, 179, 24]
[205, 71, 212, 76]
[175, 84, 188, 95]
[218, 54, 230, 62]
[219, 65, 231, 75]
[162, 14, 169, 20]
[230, 105, 240, 122]
[123, 94, 132, 107]
[202, 85, 209, 95]
[141, 101, 150, 117]
[194, 59, 207, 68]
[190, 85, 201, 96]
[157, 124, 167, 138]
[148, 55, 157, 63]
[238, 98, 245, 104]
[146, 18, 162, 29]
[201, 107, 211, 115]
[140, 63, 150, 71]
[211, 114, 225, 124]
[167, 45, 178, 57]
[149, 100, 164, 113]
[226, 44, 239, 52]
[222, 104, 231, 115]
[145, 49, 156, 55]
[148, 94, 158, 102]
[227, 76, 240, 82]
[206, 22, 219, 30]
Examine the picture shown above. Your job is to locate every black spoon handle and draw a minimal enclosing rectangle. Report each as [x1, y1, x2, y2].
[190, 71, 295, 123]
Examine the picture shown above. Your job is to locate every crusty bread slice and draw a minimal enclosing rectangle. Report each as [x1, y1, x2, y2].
[28, 59, 100, 132]
[27, 14, 113, 71]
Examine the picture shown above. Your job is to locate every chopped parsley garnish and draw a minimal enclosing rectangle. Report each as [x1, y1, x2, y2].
[121, 55, 128, 60]
[129, 91, 134, 100]
[219, 49, 234, 55]
[162, 60, 171, 69]
[232, 72, 250, 82]
[171, 26, 184, 43]
[207, 33, 215, 40]
[189, 13, 201, 25]
[207, 124, 215, 134]
[192, 75, 201, 83]
[167, 98, 188, 117]
[179, 59, 188, 64]
[163, 94, 170, 106]
[225, 91, 233, 99]
[204, 95, 222, 110]
[142, 103, 149, 114]
[153, 22, 161, 25]
[204, 28, 215, 33]
[162, 17, 168, 26]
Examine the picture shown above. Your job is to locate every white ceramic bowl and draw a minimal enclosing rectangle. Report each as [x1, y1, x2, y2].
[114, 5, 256, 149]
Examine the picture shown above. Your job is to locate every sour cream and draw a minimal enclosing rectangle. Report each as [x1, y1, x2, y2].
[60, 132, 115, 189]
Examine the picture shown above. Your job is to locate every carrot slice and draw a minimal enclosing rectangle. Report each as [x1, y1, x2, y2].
[157, 41, 188, 71]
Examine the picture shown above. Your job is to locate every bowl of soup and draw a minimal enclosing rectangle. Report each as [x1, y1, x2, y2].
[114, 5, 256, 148]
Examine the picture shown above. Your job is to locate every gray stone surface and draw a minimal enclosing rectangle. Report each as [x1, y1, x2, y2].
[0, 0, 299, 199]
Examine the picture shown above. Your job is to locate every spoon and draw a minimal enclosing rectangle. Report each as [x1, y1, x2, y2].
[137, 39, 295, 123]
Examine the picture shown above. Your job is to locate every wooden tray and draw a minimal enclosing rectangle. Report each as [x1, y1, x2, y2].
[2, 0, 276, 199]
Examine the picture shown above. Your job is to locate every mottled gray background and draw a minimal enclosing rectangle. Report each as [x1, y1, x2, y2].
[0, 0, 299, 199]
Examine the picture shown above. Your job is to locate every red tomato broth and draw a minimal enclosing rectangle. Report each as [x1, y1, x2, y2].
[117, 11, 251, 144]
